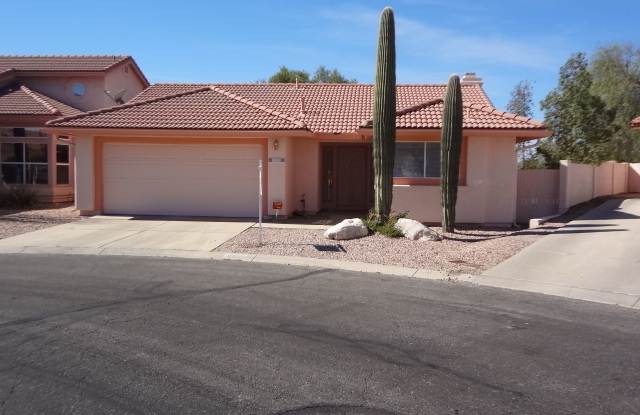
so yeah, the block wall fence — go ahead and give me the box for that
[516,160,639,223]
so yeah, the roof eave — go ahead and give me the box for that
[42,126,313,138]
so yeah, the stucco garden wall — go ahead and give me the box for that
[559,160,629,211]
[516,169,559,223]
[629,163,640,193]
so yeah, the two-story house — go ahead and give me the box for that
[0,56,148,202]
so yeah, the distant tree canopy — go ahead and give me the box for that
[507,81,543,169]
[590,44,640,161]
[507,80,534,118]
[265,65,356,83]
[539,44,640,166]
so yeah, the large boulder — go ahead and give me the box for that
[324,218,369,240]
[395,218,441,241]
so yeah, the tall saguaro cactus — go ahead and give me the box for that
[372,7,396,223]
[440,74,463,233]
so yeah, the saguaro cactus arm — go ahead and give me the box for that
[372,6,396,223]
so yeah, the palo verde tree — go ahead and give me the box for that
[372,6,396,223]
[440,74,463,233]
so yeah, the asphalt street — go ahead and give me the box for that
[0,254,639,414]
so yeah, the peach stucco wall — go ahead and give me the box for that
[516,169,559,223]
[559,160,630,211]
[22,76,107,112]
[629,163,640,193]
[71,132,523,223]
[19,64,146,112]
[392,136,518,224]
[103,63,147,105]
[292,138,321,214]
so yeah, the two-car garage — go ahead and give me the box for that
[102,143,262,217]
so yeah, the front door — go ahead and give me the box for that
[321,143,373,211]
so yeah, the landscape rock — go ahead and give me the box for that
[395,218,441,241]
[324,218,369,240]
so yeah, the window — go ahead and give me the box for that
[56,144,70,185]
[71,82,86,97]
[0,143,48,185]
[394,142,441,178]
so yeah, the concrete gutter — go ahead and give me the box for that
[0,244,448,280]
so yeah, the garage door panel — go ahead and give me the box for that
[103,143,261,217]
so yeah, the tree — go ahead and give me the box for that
[507,81,544,168]
[590,44,640,162]
[507,80,534,117]
[372,7,396,223]
[540,53,616,166]
[265,66,356,84]
[267,66,310,83]
[312,66,357,83]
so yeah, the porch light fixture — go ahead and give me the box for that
[273,139,280,150]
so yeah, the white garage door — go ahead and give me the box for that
[103,143,261,217]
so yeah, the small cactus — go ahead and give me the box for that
[441,74,463,233]
[372,7,396,223]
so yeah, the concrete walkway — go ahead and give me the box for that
[476,198,640,308]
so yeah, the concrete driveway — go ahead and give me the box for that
[0,216,255,256]
[477,198,640,308]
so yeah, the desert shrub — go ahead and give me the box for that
[0,185,39,209]
[363,210,407,238]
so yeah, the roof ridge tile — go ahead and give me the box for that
[20,85,59,114]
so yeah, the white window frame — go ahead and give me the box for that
[394,141,441,179]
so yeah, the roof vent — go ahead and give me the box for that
[461,72,483,86]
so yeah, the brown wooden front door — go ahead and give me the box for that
[321,143,373,211]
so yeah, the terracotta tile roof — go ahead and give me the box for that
[631,116,640,129]
[0,55,130,72]
[361,99,544,130]
[48,86,304,130]
[49,83,545,132]
[0,85,82,117]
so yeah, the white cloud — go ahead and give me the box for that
[319,5,562,70]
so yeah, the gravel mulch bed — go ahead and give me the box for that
[216,222,565,275]
[0,205,80,240]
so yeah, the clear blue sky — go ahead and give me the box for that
[4,0,639,118]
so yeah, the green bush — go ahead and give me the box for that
[363,210,406,238]
[0,186,39,209]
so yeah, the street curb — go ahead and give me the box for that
[470,272,640,309]
[0,246,449,280]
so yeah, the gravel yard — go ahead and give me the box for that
[217,221,565,275]
[0,205,80,240]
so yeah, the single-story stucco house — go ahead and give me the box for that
[46,73,548,224]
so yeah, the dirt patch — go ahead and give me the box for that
[216,222,565,275]
[0,205,80,240]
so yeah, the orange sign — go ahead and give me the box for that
[272,200,283,210]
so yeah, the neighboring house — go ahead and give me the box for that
[631,116,640,129]
[0,56,148,202]
[47,73,548,224]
